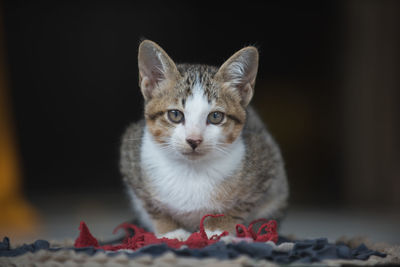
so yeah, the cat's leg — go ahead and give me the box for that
[203,213,257,243]
[153,214,191,241]
[203,214,238,238]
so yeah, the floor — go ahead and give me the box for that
[12,193,400,246]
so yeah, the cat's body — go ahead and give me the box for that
[120,41,288,239]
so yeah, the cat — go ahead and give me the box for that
[120,40,289,241]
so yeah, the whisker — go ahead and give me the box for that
[213,145,231,156]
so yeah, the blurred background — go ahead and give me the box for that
[1,1,399,244]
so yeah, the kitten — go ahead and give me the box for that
[120,40,289,240]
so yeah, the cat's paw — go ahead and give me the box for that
[157,228,191,241]
[205,229,224,239]
[220,235,253,244]
[205,229,246,243]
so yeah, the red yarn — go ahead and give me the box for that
[74,221,99,248]
[74,214,278,251]
[236,218,278,243]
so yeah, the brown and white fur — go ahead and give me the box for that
[120,40,288,240]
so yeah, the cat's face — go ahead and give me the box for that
[144,66,246,159]
[138,41,258,160]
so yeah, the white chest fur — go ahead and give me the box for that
[141,129,245,215]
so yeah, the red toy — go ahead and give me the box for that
[74,214,278,251]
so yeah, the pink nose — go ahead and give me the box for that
[186,138,202,150]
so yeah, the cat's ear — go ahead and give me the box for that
[215,46,259,107]
[138,40,180,100]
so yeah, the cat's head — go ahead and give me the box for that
[138,40,258,160]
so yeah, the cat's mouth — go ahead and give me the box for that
[181,150,204,159]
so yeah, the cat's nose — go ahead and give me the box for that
[186,138,202,150]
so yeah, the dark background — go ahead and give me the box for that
[2,1,399,209]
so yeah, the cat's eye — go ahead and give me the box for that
[207,111,224,125]
[167,110,184,123]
